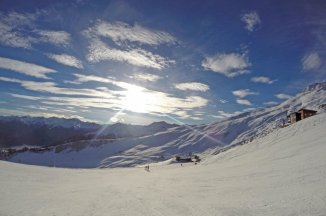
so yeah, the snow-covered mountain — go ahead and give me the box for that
[0,116,177,148]
[97,121,178,139]
[4,81,326,168]
[0,116,100,129]
[1,106,326,216]
[0,116,101,148]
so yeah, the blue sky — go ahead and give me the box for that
[0,0,325,125]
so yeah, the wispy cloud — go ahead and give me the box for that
[36,30,71,47]
[84,21,176,45]
[69,74,209,112]
[174,82,210,92]
[241,11,261,32]
[232,89,258,98]
[0,11,36,48]
[217,110,240,118]
[47,53,83,69]
[251,76,277,84]
[2,75,209,116]
[173,110,190,119]
[0,107,93,122]
[86,39,173,69]
[128,73,162,82]
[264,101,279,106]
[302,52,322,71]
[0,57,56,79]
[275,93,292,100]
[217,98,228,104]
[0,76,114,98]
[202,52,250,77]
[0,11,71,48]
[236,98,252,106]
[211,110,242,119]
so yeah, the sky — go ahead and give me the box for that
[0,0,325,125]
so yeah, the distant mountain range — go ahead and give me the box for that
[1,81,326,168]
[0,116,178,148]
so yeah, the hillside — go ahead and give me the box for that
[1,111,326,216]
[5,81,326,168]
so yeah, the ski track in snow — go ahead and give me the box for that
[1,113,326,216]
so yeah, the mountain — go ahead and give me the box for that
[0,116,100,129]
[0,116,178,148]
[0,116,101,148]
[3,81,326,168]
[97,121,178,139]
[1,105,326,216]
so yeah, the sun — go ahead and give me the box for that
[122,86,154,113]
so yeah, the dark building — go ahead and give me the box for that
[318,104,326,110]
[287,108,317,124]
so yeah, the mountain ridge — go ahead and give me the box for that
[2,81,326,167]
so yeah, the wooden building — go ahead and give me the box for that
[287,108,317,124]
[318,104,326,110]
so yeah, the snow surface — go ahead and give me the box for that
[8,82,326,168]
[1,113,326,216]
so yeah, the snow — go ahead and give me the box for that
[5,81,326,168]
[1,113,326,215]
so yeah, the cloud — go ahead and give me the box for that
[218,110,236,118]
[0,107,93,122]
[84,21,176,45]
[128,73,162,82]
[275,93,292,100]
[202,52,251,77]
[241,11,261,32]
[217,99,228,104]
[250,76,277,84]
[0,11,71,48]
[302,52,322,71]
[0,76,115,98]
[86,39,173,69]
[0,11,37,48]
[213,110,242,119]
[232,89,258,98]
[174,82,210,92]
[69,74,209,112]
[110,112,126,123]
[264,101,279,106]
[0,57,56,79]
[9,93,40,100]
[36,30,71,46]
[47,53,83,69]
[173,110,190,118]
[236,98,252,106]
[2,75,209,116]
[242,107,256,112]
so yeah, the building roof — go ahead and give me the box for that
[297,108,317,113]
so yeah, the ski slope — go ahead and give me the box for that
[1,113,326,216]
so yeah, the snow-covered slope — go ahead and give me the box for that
[96,121,178,138]
[1,112,326,216]
[6,81,326,168]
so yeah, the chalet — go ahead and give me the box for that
[318,104,326,110]
[287,108,317,124]
[175,155,201,163]
[175,156,192,163]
